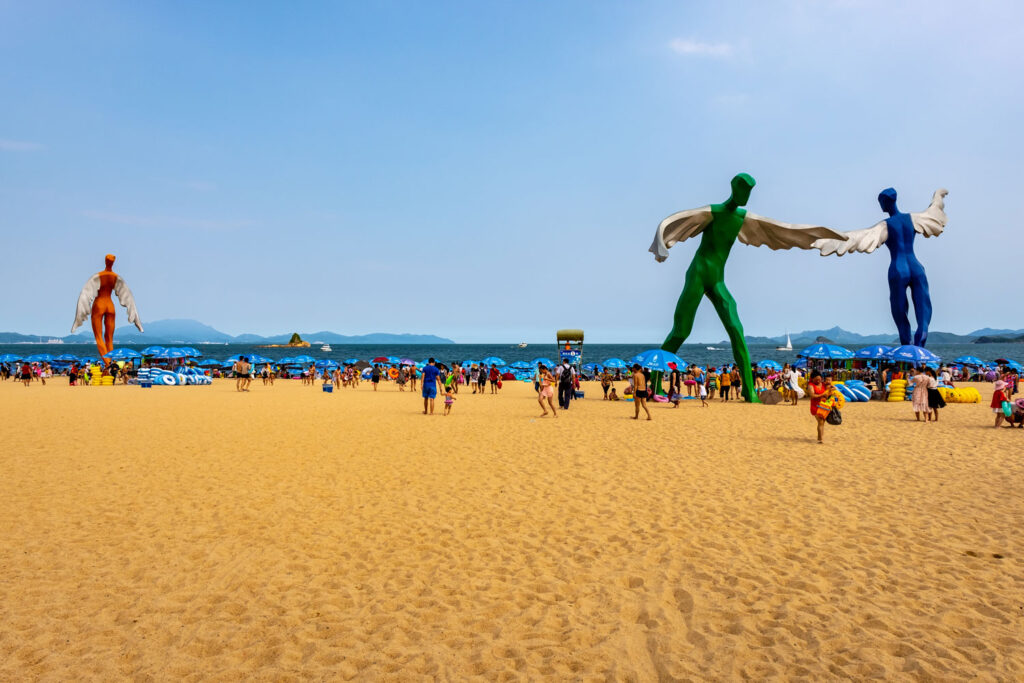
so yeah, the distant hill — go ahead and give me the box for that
[974,334,1024,344]
[721,325,976,347]
[0,332,50,343]
[59,319,455,345]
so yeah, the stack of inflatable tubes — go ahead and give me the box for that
[888,379,908,402]
[938,386,981,404]
[136,368,210,386]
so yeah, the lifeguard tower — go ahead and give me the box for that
[556,329,584,373]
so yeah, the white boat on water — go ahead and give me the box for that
[320,344,332,352]
[517,342,527,348]
[775,332,793,351]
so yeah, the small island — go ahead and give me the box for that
[258,332,311,348]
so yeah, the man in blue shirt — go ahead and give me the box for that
[421,358,441,414]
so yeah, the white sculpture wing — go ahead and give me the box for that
[71,274,101,333]
[911,188,948,238]
[113,276,144,332]
[738,212,847,251]
[811,219,888,257]
[649,207,713,262]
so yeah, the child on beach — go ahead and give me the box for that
[443,385,455,416]
[699,378,709,407]
[992,380,1009,428]
[608,387,619,401]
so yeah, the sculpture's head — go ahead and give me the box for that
[877,188,898,214]
[104,254,116,268]
[730,173,756,206]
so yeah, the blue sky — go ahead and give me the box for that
[2,1,1021,342]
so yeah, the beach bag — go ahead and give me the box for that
[826,406,842,425]
[815,394,836,419]
[1003,401,1013,418]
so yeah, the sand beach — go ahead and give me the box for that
[1,378,1022,680]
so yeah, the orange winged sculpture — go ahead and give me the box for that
[71,254,143,362]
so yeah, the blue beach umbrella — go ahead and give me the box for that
[26,353,55,362]
[55,353,80,362]
[315,359,339,368]
[797,343,854,360]
[197,358,221,366]
[582,362,603,372]
[105,348,142,359]
[481,356,505,366]
[1003,359,1022,371]
[461,359,479,367]
[953,355,984,366]
[887,345,941,364]
[140,346,166,356]
[531,357,555,368]
[292,355,316,365]
[757,359,782,370]
[177,347,202,357]
[631,349,685,372]
[0,353,22,362]
[602,358,628,369]
[248,354,273,364]
[509,361,532,370]
[855,345,894,360]
[344,358,360,364]
[157,348,191,359]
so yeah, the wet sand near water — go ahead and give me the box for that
[1,378,1022,679]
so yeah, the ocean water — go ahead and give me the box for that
[1,342,1020,368]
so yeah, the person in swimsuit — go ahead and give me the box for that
[537,365,557,417]
[632,364,652,421]
[443,384,456,416]
[807,370,834,444]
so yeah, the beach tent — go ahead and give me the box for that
[887,345,940,364]
[855,345,894,360]
[602,358,628,369]
[631,349,685,372]
[797,343,854,360]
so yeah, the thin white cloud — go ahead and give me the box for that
[669,38,733,58]
[0,138,44,151]
[82,210,253,231]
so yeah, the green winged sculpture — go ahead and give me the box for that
[649,173,846,402]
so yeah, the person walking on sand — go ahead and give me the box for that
[807,370,838,444]
[699,377,709,407]
[421,358,440,415]
[632,363,652,420]
[233,358,245,392]
[719,365,732,401]
[443,384,456,416]
[537,364,558,417]
[991,379,1010,428]
[926,367,945,421]
[557,359,575,410]
[911,366,930,422]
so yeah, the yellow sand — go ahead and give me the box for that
[1,377,1021,680]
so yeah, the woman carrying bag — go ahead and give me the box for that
[807,370,843,444]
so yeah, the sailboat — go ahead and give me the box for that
[775,332,792,352]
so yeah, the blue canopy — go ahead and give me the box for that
[855,345,894,360]
[631,349,685,372]
[757,359,782,370]
[344,358,360,364]
[797,343,854,360]
[888,345,941,364]
[25,353,55,362]
[0,353,22,362]
[461,359,479,367]
[105,348,142,360]
[155,348,191,359]
[177,347,202,357]
[197,358,221,366]
[315,359,339,368]
[140,346,166,356]
[953,355,984,366]
[481,356,505,366]
[248,354,273,364]
[509,361,532,369]
[531,357,555,368]
[1004,359,1022,371]
[602,358,628,369]
[582,362,602,371]
[292,355,316,364]
[55,353,80,362]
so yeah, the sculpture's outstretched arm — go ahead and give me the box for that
[113,276,144,332]
[810,219,888,257]
[738,213,847,251]
[71,274,101,332]
[649,207,713,262]
[911,189,948,238]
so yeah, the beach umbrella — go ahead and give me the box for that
[461,359,479,367]
[315,359,339,368]
[759,389,784,405]
[794,358,808,369]
[177,347,202,357]
[531,357,555,367]
[248,354,273,364]
[197,358,221,366]
[1004,359,1022,371]
[757,359,782,370]
[855,345,894,360]
[887,345,940,364]
[501,371,516,380]
[344,358,360,364]
[156,348,191,359]
[104,348,141,360]
[631,349,685,372]
[353,360,371,370]
[140,346,166,356]
[371,356,390,363]
[602,358,628,369]
[55,353,80,362]
[953,355,984,366]
[0,353,22,362]
[399,358,417,366]
[797,343,854,360]
[481,356,505,366]
[292,355,316,364]
[25,353,55,362]
[509,360,532,369]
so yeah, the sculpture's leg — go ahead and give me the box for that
[708,281,760,403]
[103,312,116,360]
[90,312,106,361]
[910,271,932,347]
[888,273,912,346]
[655,271,705,395]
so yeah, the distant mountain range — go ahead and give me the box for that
[721,326,1024,346]
[0,319,455,345]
